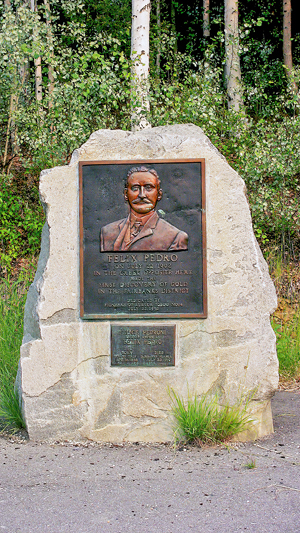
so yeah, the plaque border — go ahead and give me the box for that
[79,159,207,320]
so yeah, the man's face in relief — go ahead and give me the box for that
[124,171,163,215]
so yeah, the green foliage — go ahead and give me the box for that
[0,0,299,267]
[272,313,300,380]
[51,0,131,48]
[0,277,28,430]
[169,389,252,445]
[235,114,300,251]
[150,55,225,136]
[0,175,44,274]
[148,43,300,253]
[0,3,132,177]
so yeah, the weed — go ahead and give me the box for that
[0,277,29,430]
[169,389,253,446]
[244,458,256,469]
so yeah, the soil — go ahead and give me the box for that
[0,391,299,533]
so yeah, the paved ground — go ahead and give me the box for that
[0,391,299,533]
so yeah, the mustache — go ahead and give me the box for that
[132,198,153,204]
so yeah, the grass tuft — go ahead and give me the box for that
[244,458,256,469]
[0,278,28,430]
[169,389,253,446]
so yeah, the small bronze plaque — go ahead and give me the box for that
[111,325,175,367]
[79,159,207,319]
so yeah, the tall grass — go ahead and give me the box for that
[272,312,300,380]
[169,389,252,446]
[0,278,27,430]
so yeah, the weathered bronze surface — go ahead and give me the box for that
[111,325,176,366]
[79,159,207,319]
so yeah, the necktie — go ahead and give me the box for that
[131,221,142,238]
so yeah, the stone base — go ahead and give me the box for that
[232,399,274,443]
[18,125,279,443]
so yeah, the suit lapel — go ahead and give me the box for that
[113,217,130,251]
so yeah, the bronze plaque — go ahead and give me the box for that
[79,159,207,319]
[111,325,175,367]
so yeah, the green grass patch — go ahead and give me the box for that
[272,312,300,380]
[0,278,28,430]
[243,458,256,470]
[169,389,253,446]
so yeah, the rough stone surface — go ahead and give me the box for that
[18,124,278,442]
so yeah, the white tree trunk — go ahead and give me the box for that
[31,0,42,102]
[34,57,42,102]
[203,0,210,37]
[283,0,298,93]
[131,0,151,130]
[44,0,55,104]
[224,0,242,111]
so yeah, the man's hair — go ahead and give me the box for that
[125,166,161,188]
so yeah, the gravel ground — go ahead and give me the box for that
[0,391,299,533]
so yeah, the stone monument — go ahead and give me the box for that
[17,124,278,442]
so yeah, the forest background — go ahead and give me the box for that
[0,0,300,429]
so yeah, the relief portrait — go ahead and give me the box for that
[100,166,189,252]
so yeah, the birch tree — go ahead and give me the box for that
[44,0,55,104]
[131,0,151,130]
[224,0,242,111]
[283,0,298,94]
[203,0,210,37]
[31,0,42,102]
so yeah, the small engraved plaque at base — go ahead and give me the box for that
[111,325,176,367]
